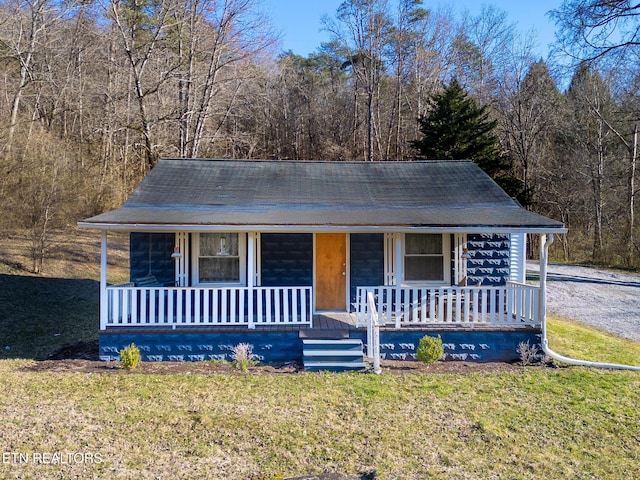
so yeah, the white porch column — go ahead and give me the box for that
[384,233,395,285]
[100,231,108,331]
[395,233,403,328]
[453,233,467,285]
[174,232,189,287]
[247,232,256,329]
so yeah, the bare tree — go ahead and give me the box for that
[451,5,516,105]
[551,0,640,63]
[324,0,392,161]
[108,0,181,169]
[405,6,455,129]
[588,102,639,265]
[565,63,620,262]
[500,60,562,205]
[173,0,274,158]
[385,0,431,159]
[0,0,64,152]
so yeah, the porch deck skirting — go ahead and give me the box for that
[98,327,541,363]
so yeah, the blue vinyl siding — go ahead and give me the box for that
[350,233,384,309]
[130,233,175,286]
[260,233,313,286]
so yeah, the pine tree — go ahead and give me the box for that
[412,78,527,204]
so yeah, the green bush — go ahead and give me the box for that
[119,343,141,370]
[416,335,444,364]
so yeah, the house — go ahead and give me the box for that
[79,159,566,367]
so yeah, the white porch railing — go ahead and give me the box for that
[366,291,382,374]
[355,282,540,328]
[104,286,313,330]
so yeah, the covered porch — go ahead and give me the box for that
[102,282,541,330]
[97,228,542,332]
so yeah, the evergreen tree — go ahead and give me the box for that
[412,78,527,204]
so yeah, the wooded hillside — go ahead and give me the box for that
[1,0,638,271]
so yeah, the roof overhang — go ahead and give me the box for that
[77,221,567,235]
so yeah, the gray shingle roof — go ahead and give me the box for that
[79,159,565,232]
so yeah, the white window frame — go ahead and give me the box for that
[192,232,247,286]
[402,233,451,285]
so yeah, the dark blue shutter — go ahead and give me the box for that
[260,233,313,286]
[349,234,384,309]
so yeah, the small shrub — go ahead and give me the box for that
[231,343,258,372]
[516,340,540,366]
[119,343,141,370]
[416,335,444,364]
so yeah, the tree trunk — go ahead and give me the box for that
[592,115,605,263]
[629,124,637,266]
[7,1,46,152]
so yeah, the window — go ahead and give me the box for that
[196,233,244,284]
[404,234,446,282]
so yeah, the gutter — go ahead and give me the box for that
[539,234,640,371]
[77,221,566,235]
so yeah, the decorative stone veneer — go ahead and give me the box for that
[465,233,510,286]
[351,330,539,363]
[101,329,539,364]
[99,331,302,363]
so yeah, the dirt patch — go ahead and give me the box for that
[20,359,526,375]
[285,474,376,480]
[46,340,99,361]
[27,339,531,375]
[25,357,525,376]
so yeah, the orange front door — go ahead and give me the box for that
[315,233,347,310]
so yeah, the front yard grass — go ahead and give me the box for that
[1,323,639,480]
[547,315,640,366]
[0,363,638,479]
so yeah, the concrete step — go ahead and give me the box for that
[303,339,362,348]
[303,349,364,357]
[302,339,365,372]
[304,361,367,372]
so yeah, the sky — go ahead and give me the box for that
[262,0,562,59]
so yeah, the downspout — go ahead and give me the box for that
[539,234,640,371]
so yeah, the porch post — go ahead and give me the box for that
[100,231,108,331]
[395,233,403,328]
[174,232,189,287]
[247,232,256,329]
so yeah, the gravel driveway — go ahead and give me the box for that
[528,262,640,341]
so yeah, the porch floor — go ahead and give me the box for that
[100,310,540,336]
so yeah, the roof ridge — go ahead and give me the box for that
[158,158,474,164]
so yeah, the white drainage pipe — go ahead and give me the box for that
[539,234,640,371]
